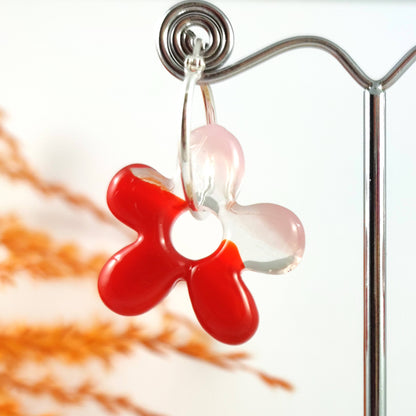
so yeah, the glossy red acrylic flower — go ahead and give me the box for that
[98,124,305,344]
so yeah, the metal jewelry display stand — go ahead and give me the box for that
[157,2,416,415]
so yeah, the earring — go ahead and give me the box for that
[98,38,305,345]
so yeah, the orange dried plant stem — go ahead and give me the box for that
[0,321,145,367]
[0,109,293,416]
[0,372,164,416]
[0,314,292,391]
[161,310,293,390]
[0,113,111,223]
[0,216,108,282]
[0,389,24,416]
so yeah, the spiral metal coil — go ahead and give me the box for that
[158,0,234,80]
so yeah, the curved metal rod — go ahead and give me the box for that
[380,44,416,89]
[158,1,416,90]
[199,36,375,89]
[197,36,416,91]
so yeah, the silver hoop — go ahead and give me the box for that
[180,39,216,218]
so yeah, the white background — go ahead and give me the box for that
[0,1,416,415]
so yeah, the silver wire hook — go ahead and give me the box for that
[180,37,216,219]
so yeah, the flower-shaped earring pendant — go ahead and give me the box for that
[99,38,304,345]
[98,124,305,345]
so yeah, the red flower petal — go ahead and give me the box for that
[98,164,188,315]
[188,240,259,345]
[98,240,188,315]
[107,164,184,229]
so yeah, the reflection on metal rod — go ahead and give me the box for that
[364,89,386,416]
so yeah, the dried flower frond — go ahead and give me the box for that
[0,109,293,415]
[0,321,144,367]
[0,388,60,416]
[0,215,107,283]
[0,372,164,416]
[0,388,24,416]
[0,314,292,390]
[0,112,111,223]
[161,311,293,390]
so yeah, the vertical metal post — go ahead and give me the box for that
[364,88,386,416]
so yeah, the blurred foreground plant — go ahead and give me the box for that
[0,112,292,416]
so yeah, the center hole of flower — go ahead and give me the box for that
[171,210,223,260]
